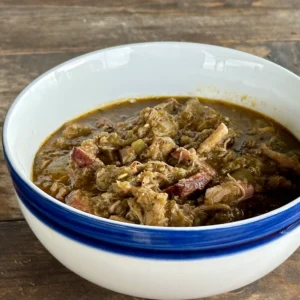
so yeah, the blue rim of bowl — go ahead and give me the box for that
[3,42,300,260]
[4,147,300,260]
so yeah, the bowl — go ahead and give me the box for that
[3,42,300,300]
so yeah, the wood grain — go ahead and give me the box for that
[0,0,299,299]
[1,1,300,55]
[1,0,300,9]
[0,53,82,220]
[0,221,299,300]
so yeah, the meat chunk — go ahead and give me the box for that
[97,132,124,150]
[65,190,92,213]
[52,137,70,150]
[96,117,115,131]
[71,147,95,167]
[205,181,254,205]
[113,180,134,195]
[92,192,123,218]
[68,163,98,189]
[179,129,215,148]
[96,163,140,191]
[49,182,69,201]
[198,123,229,153]
[71,139,100,168]
[167,201,194,226]
[56,186,69,201]
[96,165,119,191]
[132,188,168,226]
[119,146,137,165]
[178,98,205,129]
[261,144,300,174]
[135,161,189,186]
[171,148,214,178]
[68,140,103,188]
[171,147,193,163]
[197,105,223,131]
[164,171,214,198]
[62,123,91,139]
[147,137,176,160]
[192,154,217,177]
[122,186,169,226]
[147,109,178,137]
[154,98,181,114]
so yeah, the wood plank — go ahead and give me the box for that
[0,52,83,221]
[1,0,300,9]
[0,52,83,93]
[1,4,300,55]
[0,221,299,300]
[0,220,136,300]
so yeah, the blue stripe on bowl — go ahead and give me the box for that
[3,146,300,260]
[13,186,300,260]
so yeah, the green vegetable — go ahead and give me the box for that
[131,139,147,154]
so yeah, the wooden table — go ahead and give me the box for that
[1,1,299,299]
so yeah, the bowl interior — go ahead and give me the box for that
[4,42,300,193]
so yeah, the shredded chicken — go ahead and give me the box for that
[261,144,300,174]
[198,123,229,153]
[167,201,194,226]
[204,179,254,205]
[146,137,176,161]
[65,190,92,213]
[171,147,193,163]
[62,123,91,139]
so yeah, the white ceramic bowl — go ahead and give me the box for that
[3,42,300,300]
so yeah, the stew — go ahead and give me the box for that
[32,97,300,226]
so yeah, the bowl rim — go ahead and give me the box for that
[3,41,300,232]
